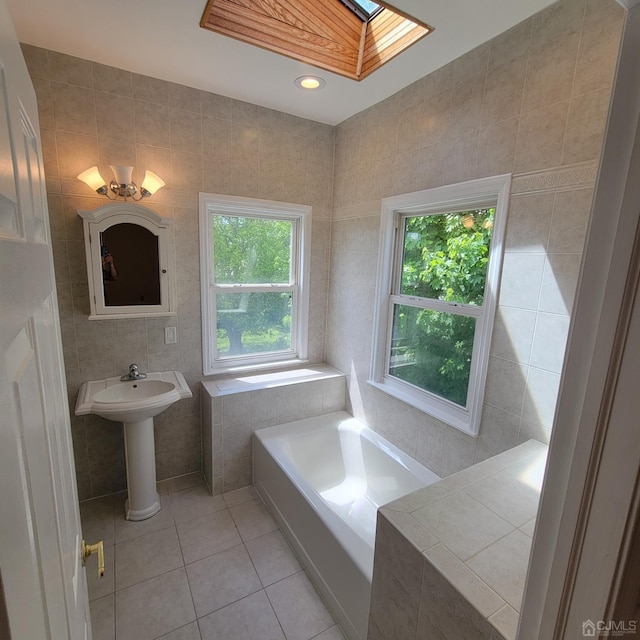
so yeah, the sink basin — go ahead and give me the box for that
[75,371,191,422]
[94,379,175,403]
[90,379,178,422]
[75,370,192,521]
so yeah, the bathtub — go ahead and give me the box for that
[253,411,440,640]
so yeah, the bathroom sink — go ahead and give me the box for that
[76,371,191,422]
[91,379,178,422]
[75,370,192,521]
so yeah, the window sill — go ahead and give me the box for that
[204,357,309,378]
[202,363,343,397]
[367,378,477,436]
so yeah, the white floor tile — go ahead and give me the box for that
[223,485,258,508]
[198,591,285,640]
[177,509,242,565]
[89,593,115,640]
[83,484,339,640]
[115,568,195,640]
[171,486,227,524]
[267,572,334,640]
[311,626,346,640]
[186,544,262,618]
[157,621,202,640]
[245,530,302,587]
[229,499,278,541]
[115,526,183,590]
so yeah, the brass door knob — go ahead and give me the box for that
[82,539,105,578]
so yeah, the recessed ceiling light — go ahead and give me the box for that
[295,76,326,90]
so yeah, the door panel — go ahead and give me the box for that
[0,0,90,637]
[2,327,50,639]
[19,106,46,243]
[0,65,21,239]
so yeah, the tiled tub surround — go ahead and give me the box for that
[21,44,334,500]
[82,473,345,640]
[327,0,625,476]
[254,411,440,640]
[201,366,346,494]
[368,440,548,640]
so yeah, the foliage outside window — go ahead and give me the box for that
[370,176,510,435]
[200,194,311,375]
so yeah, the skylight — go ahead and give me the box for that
[357,0,381,12]
[200,0,433,82]
[341,0,383,21]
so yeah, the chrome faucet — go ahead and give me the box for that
[121,363,147,381]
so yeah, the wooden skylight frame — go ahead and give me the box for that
[200,0,433,81]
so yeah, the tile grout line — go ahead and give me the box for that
[85,485,342,639]
[172,510,200,636]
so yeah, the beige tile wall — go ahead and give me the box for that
[326,0,624,477]
[21,0,623,501]
[202,372,346,494]
[369,440,547,640]
[22,44,334,499]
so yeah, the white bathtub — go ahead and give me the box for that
[253,411,440,640]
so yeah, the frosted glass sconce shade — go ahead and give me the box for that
[110,165,134,186]
[77,166,108,194]
[140,171,166,197]
[77,165,165,201]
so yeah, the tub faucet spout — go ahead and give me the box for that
[121,363,147,381]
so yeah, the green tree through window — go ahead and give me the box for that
[390,209,495,406]
[213,215,294,356]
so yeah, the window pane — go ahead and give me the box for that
[400,208,494,305]
[389,304,476,407]
[342,0,382,19]
[213,215,292,284]
[217,292,292,358]
[352,0,381,15]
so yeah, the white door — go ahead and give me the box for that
[0,1,91,638]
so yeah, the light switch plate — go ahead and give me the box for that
[164,326,177,345]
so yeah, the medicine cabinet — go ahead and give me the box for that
[78,203,176,319]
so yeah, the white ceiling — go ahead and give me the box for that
[7,0,556,125]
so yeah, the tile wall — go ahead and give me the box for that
[21,45,334,499]
[21,0,624,501]
[326,0,624,477]
[201,370,346,494]
[368,440,548,640]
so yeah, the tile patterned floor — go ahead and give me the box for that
[82,473,345,640]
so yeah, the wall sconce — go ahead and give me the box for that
[77,165,165,200]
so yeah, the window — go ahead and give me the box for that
[340,0,384,21]
[200,194,311,375]
[370,175,511,435]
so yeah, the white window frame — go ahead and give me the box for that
[199,193,311,375]
[369,174,511,435]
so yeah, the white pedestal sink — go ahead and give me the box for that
[75,371,192,521]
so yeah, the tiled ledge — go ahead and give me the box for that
[201,364,344,397]
[201,365,346,495]
[370,440,548,640]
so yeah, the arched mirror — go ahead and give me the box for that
[78,203,176,319]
